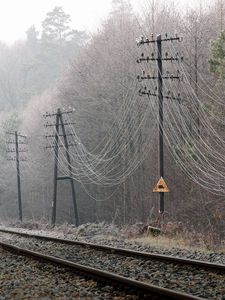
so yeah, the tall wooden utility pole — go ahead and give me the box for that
[6,131,28,221]
[136,34,183,216]
[52,109,60,225]
[59,112,79,226]
[15,131,22,221]
[44,108,79,226]
[157,35,164,213]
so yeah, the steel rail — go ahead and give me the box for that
[0,227,225,272]
[0,240,204,300]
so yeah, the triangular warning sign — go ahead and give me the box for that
[153,177,170,193]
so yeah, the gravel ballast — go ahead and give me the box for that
[2,223,225,264]
[0,246,145,300]
[1,229,225,299]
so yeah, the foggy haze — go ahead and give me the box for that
[0,0,207,44]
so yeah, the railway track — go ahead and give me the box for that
[0,227,225,299]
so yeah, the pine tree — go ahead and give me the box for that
[41,6,72,45]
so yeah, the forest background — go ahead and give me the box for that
[1,0,225,244]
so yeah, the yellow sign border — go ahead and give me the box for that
[153,177,170,193]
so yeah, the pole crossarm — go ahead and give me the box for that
[7,158,28,161]
[5,131,27,138]
[138,88,183,103]
[137,54,183,64]
[7,141,28,145]
[136,34,182,47]
[43,110,75,118]
[45,122,76,127]
[6,149,28,153]
[45,133,75,138]
[45,143,75,149]
[137,74,182,81]
[57,176,72,180]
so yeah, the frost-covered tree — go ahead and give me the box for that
[42,6,73,44]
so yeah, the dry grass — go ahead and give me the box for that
[129,224,225,253]
[130,235,212,252]
[132,235,191,249]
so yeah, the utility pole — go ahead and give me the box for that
[44,108,79,226]
[157,35,164,213]
[52,109,60,225]
[59,112,79,226]
[6,131,28,221]
[136,33,183,217]
[15,131,22,221]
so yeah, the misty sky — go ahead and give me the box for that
[0,0,203,44]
